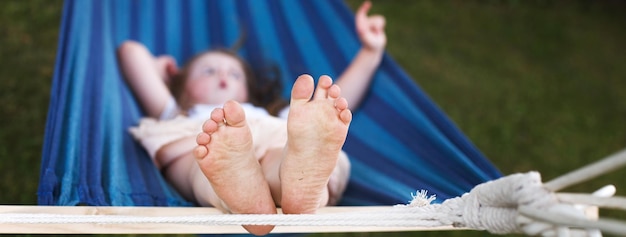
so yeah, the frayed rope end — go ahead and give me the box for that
[407,190,436,207]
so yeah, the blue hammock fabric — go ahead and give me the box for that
[38,0,502,207]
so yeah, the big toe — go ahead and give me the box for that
[291,74,315,104]
[222,100,246,127]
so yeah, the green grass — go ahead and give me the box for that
[1,0,625,236]
[0,0,60,205]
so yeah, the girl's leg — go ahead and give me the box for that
[161,154,195,201]
[258,147,284,205]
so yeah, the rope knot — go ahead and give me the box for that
[438,172,564,234]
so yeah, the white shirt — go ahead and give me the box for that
[159,97,289,121]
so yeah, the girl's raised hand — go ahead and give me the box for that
[355,1,387,52]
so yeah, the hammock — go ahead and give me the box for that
[38,0,502,209]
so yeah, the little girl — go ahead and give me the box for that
[117,2,385,235]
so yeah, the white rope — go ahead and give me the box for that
[557,193,626,211]
[544,148,626,191]
[2,148,625,236]
[0,204,445,227]
[519,205,626,236]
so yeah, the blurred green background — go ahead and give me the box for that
[1,0,624,236]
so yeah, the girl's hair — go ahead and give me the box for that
[170,48,288,116]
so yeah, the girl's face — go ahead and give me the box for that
[184,52,249,105]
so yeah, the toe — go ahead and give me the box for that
[202,119,219,133]
[291,74,315,104]
[335,97,348,111]
[222,100,246,127]
[340,109,352,125]
[328,85,341,99]
[210,108,226,127]
[193,145,208,160]
[196,132,211,145]
[313,75,333,100]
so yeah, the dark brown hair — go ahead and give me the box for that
[170,48,288,116]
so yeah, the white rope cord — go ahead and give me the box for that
[544,148,626,191]
[2,148,626,236]
[557,193,626,211]
[1,196,443,227]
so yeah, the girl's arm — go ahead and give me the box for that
[117,40,178,118]
[336,1,386,111]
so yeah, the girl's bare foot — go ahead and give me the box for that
[193,100,276,236]
[280,75,352,214]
